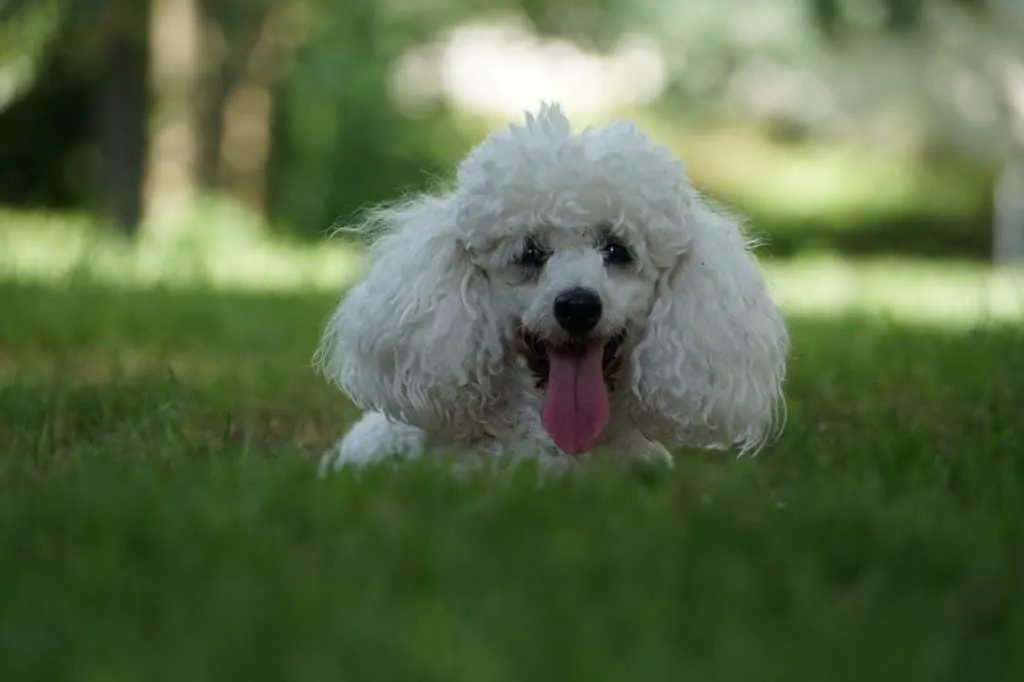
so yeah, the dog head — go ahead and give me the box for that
[316,104,788,456]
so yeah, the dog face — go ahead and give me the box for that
[318,104,788,458]
[496,222,655,344]
[468,217,663,454]
[449,108,699,454]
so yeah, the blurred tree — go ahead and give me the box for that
[198,0,307,214]
[97,0,151,235]
[146,0,200,228]
[0,0,524,235]
[0,0,150,233]
[1,0,657,237]
[604,0,1019,260]
[266,0,498,235]
[518,0,631,50]
[804,0,1024,261]
[0,7,91,208]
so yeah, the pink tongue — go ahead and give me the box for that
[541,341,610,455]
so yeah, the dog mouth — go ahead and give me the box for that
[517,327,627,456]
[518,328,627,389]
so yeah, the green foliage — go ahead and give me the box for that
[0,274,1022,680]
[809,0,989,41]
[0,1,59,68]
[519,0,634,51]
[267,0,485,235]
[0,0,514,233]
[0,0,1012,238]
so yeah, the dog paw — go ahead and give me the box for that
[317,411,425,475]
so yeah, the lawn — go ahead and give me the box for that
[1,214,1023,681]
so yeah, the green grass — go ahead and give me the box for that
[2,216,1023,681]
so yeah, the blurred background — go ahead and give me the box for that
[1,0,1022,321]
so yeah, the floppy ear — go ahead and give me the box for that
[631,198,788,455]
[314,195,506,441]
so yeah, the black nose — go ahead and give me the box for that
[553,287,603,336]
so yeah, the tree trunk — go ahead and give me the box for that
[217,1,306,215]
[993,154,1024,265]
[993,50,1024,265]
[146,0,202,229]
[197,70,229,191]
[195,11,231,192]
[95,1,150,236]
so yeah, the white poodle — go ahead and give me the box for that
[315,103,788,472]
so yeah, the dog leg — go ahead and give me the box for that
[318,411,425,474]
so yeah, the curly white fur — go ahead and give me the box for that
[315,103,788,471]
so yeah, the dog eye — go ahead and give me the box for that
[517,238,549,268]
[601,239,633,266]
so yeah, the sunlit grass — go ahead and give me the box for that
[0,204,363,292]
[766,256,1021,327]
[2,207,1019,329]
